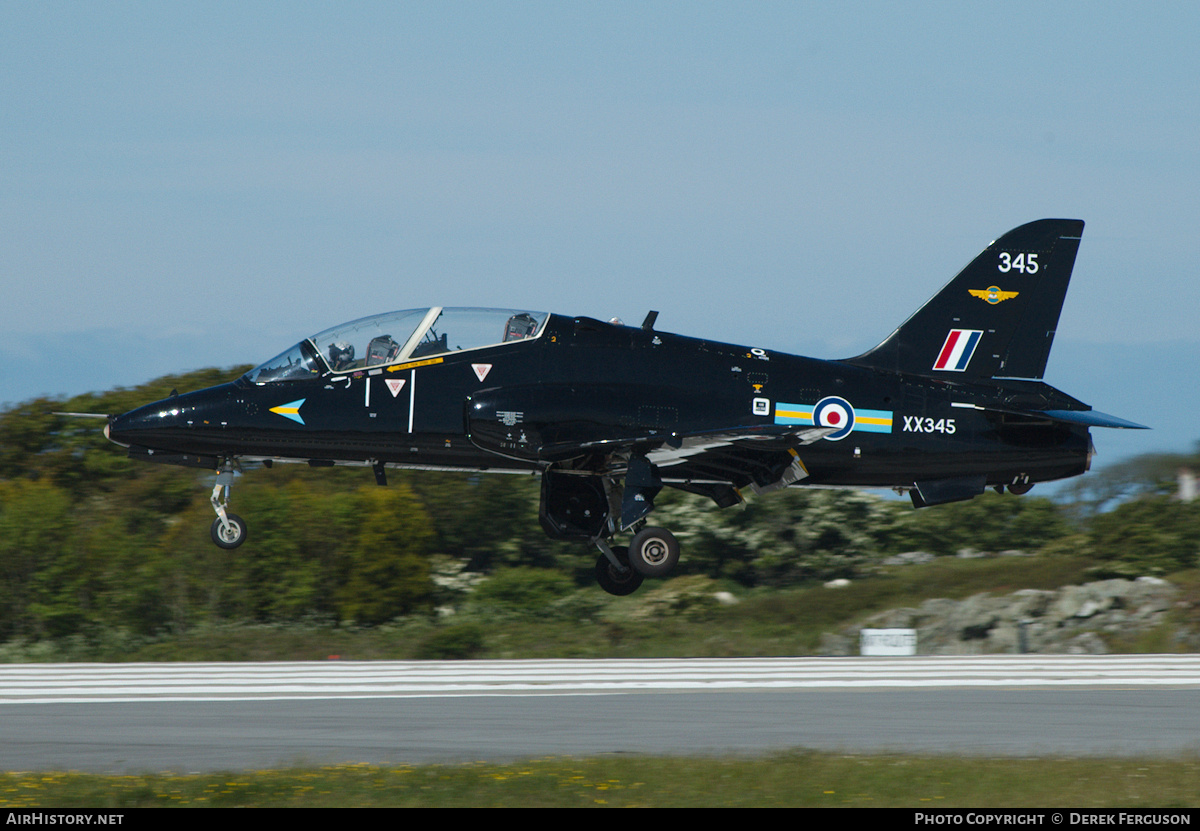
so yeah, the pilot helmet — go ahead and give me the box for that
[328,341,354,370]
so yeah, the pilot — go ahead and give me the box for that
[327,341,355,371]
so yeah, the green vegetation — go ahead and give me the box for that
[2,368,1200,660]
[3,754,1198,808]
[0,547,1109,663]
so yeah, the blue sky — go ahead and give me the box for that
[2,2,1197,466]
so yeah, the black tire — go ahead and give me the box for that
[595,546,644,596]
[1007,483,1034,495]
[211,514,248,549]
[628,526,680,577]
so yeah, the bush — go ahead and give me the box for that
[470,567,577,613]
[1087,495,1200,576]
[415,621,486,659]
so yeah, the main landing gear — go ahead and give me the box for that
[626,526,681,577]
[539,464,684,596]
[591,525,681,597]
[594,541,643,596]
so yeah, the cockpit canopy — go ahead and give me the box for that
[242,307,548,384]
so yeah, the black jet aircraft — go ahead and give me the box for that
[103,219,1144,594]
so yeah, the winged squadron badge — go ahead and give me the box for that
[969,286,1019,305]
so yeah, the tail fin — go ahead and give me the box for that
[847,219,1084,380]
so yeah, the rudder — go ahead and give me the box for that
[847,219,1084,380]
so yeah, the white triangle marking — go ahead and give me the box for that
[385,378,406,397]
[472,363,492,382]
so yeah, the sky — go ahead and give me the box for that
[2,1,1198,470]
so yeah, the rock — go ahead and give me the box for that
[818,631,854,656]
[829,577,1180,655]
[883,551,935,566]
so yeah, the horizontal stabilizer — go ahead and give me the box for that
[1039,409,1149,430]
[953,401,1149,430]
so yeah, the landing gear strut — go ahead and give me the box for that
[209,469,248,549]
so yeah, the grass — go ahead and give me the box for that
[2,753,1198,808]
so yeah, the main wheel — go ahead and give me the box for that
[211,514,248,549]
[1007,483,1034,495]
[595,546,644,596]
[628,526,680,577]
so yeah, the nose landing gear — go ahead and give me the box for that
[209,469,248,549]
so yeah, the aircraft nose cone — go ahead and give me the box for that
[104,382,241,457]
[105,404,185,447]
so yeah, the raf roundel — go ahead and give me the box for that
[812,396,856,441]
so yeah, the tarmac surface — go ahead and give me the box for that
[3,656,1198,771]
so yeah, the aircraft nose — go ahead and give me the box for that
[105,403,187,447]
[104,382,241,457]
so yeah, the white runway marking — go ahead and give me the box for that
[4,655,1200,703]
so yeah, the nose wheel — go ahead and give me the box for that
[211,513,248,549]
[209,472,248,549]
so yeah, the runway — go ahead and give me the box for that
[3,656,1199,772]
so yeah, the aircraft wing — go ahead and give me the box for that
[536,423,838,520]
[645,425,836,466]
[467,382,834,496]
[542,423,836,464]
[538,422,837,526]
